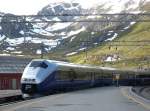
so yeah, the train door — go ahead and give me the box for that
[12,79,17,89]
[90,73,95,86]
[112,74,120,86]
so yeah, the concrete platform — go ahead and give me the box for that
[121,87,150,110]
[0,87,149,111]
[132,86,150,100]
[0,90,21,98]
[0,90,22,104]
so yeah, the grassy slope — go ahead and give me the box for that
[68,22,150,69]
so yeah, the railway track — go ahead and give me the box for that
[0,95,24,106]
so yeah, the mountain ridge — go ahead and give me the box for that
[0,0,149,57]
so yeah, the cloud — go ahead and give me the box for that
[0,0,52,15]
[0,0,99,15]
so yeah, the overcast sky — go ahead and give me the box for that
[0,0,98,15]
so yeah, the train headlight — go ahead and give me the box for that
[31,79,36,82]
[22,78,36,82]
[22,78,28,81]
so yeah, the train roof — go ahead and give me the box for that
[31,59,150,75]
[32,59,115,70]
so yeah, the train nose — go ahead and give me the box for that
[21,84,37,94]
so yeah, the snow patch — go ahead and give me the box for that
[5,38,24,46]
[0,54,11,56]
[87,16,96,19]
[60,32,66,36]
[107,33,111,36]
[5,37,59,47]
[36,22,48,28]
[45,47,52,51]
[78,47,87,51]
[68,27,85,36]
[94,43,98,45]
[0,35,6,41]
[91,32,95,35]
[45,22,72,31]
[19,30,24,35]
[105,56,117,62]
[105,33,118,41]
[30,38,59,46]
[130,22,136,25]
[104,54,120,62]
[31,27,54,36]
[52,17,61,21]
[6,47,15,51]
[11,51,22,54]
[124,26,130,30]
[63,27,86,39]
[124,21,136,30]
[66,52,77,56]
[36,49,41,54]
[70,36,76,42]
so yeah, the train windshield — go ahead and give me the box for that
[29,61,48,68]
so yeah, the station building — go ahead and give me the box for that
[0,56,31,90]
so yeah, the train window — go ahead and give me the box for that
[55,70,90,81]
[138,75,150,78]
[127,75,134,79]
[39,62,48,68]
[75,72,91,80]
[102,73,112,78]
[30,61,42,67]
[69,70,77,81]
[55,71,70,80]
[29,61,48,68]
[95,73,103,79]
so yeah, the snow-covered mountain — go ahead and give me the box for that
[0,0,149,56]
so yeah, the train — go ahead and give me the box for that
[21,59,150,98]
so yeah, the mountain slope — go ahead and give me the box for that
[68,0,150,70]
[68,21,150,69]
[0,0,149,57]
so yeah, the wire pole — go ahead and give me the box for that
[41,42,44,59]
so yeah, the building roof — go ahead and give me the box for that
[0,56,32,74]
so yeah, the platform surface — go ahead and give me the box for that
[0,90,21,98]
[0,87,149,111]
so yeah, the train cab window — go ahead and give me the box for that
[39,62,48,68]
[29,61,48,68]
[30,61,41,67]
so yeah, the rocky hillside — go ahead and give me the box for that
[68,1,150,69]
[0,0,149,57]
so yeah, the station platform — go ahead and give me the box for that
[132,86,150,100]
[0,90,21,104]
[0,87,149,111]
[0,90,21,98]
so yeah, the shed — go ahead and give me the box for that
[0,56,31,90]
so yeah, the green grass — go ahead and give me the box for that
[68,22,150,69]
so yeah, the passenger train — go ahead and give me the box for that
[21,59,150,98]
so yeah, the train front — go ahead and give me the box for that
[21,59,57,99]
